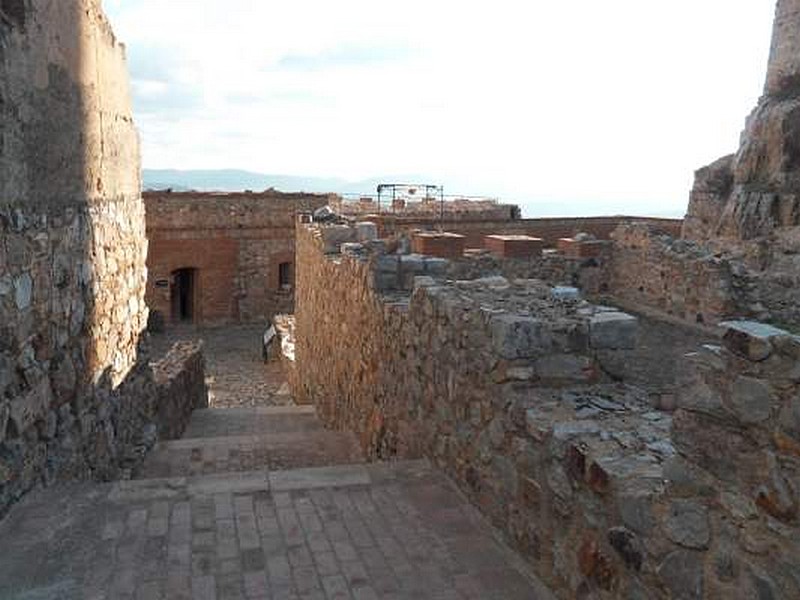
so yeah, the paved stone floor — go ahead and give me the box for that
[0,345,555,599]
[150,325,292,408]
[0,461,553,600]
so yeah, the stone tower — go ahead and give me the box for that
[0,0,153,514]
[683,0,800,241]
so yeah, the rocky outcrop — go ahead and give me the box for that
[684,0,800,242]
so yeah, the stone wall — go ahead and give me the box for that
[144,191,328,325]
[0,1,205,517]
[371,214,683,249]
[150,341,209,440]
[607,224,749,325]
[293,222,800,598]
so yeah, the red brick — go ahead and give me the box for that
[411,232,466,259]
[484,235,543,258]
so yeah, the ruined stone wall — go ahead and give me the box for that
[607,224,749,325]
[150,341,208,440]
[144,192,327,325]
[373,215,683,248]
[0,1,204,517]
[294,222,800,598]
[670,323,800,598]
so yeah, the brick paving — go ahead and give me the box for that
[0,329,555,599]
[0,461,553,599]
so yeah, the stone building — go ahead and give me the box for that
[143,189,683,327]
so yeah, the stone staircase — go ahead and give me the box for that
[135,406,365,479]
[0,401,555,599]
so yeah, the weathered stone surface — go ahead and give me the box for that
[356,221,378,242]
[13,274,32,310]
[491,315,551,359]
[589,312,638,350]
[9,380,52,436]
[721,321,786,361]
[665,500,711,550]
[657,550,704,600]
[607,526,644,572]
[728,376,773,424]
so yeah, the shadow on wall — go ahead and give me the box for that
[0,0,202,519]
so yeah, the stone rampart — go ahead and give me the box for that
[607,224,749,325]
[293,221,800,599]
[0,1,206,517]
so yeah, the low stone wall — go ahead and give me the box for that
[607,223,749,325]
[150,341,208,440]
[371,214,683,248]
[293,222,800,599]
[0,339,207,518]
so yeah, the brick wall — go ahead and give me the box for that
[144,192,327,326]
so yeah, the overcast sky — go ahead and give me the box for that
[103,1,775,217]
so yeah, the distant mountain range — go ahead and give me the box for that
[142,169,418,196]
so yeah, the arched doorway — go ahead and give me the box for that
[170,267,197,322]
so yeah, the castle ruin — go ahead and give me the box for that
[0,1,798,599]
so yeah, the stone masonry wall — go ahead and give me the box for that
[293,222,800,598]
[607,224,750,326]
[372,214,683,249]
[0,1,205,517]
[144,192,328,325]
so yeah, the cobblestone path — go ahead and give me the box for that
[0,336,554,599]
[150,325,293,408]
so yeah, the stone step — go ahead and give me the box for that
[135,429,365,479]
[181,405,322,439]
[111,462,377,502]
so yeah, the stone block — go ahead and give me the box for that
[9,379,53,436]
[536,354,595,383]
[484,234,544,258]
[720,320,794,362]
[376,255,399,273]
[321,225,356,253]
[399,254,426,274]
[340,243,366,258]
[355,221,378,242]
[374,272,398,291]
[490,315,552,359]
[589,312,638,350]
[423,257,449,276]
[411,232,465,259]
[413,276,436,289]
[551,286,580,301]
[14,273,32,310]
[728,376,773,424]
[664,500,711,549]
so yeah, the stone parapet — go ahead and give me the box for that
[150,341,208,440]
[294,221,800,598]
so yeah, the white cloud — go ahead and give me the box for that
[103,0,775,216]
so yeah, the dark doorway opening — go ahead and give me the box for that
[279,262,292,290]
[171,268,197,322]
